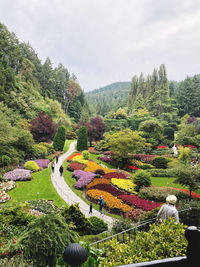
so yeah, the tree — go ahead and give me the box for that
[77,126,88,151]
[53,125,66,151]
[173,164,200,200]
[30,112,57,142]
[15,214,78,267]
[105,129,150,164]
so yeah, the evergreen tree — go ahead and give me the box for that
[53,125,66,151]
[77,126,88,151]
[128,76,138,109]
[132,93,145,112]
[137,72,145,98]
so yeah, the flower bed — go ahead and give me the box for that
[83,161,113,174]
[102,172,127,179]
[87,183,125,197]
[71,155,89,164]
[118,194,162,211]
[0,191,10,203]
[73,170,96,189]
[125,165,141,171]
[67,153,82,162]
[99,156,114,164]
[103,151,112,155]
[172,188,200,199]
[139,186,189,202]
[3,169,32,181]
[67,162,85,171]
[33,159,50,169]
[86,178,111,189]
[0,181,16,192]
[185,145,198,149]
[88,147,99,154]
[86,189,132,213]
[111,178,136,193]
[156,145,168,149]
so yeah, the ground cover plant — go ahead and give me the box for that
[4,169,32,181]
[33,159,50,169]
[73,170,96,189]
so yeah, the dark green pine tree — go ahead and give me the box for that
[77,126,88,151]
[53,125,66,151]
[40,57,55,99]
[128,75,138,110]
[132,93,145,112]
[137,72,145,98]
[68,97,82,123]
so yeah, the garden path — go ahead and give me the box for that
[51,141,114,229]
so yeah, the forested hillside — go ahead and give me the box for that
[0,22,89,162]
[86,82,131,116]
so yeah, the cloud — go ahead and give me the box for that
[1,0,200,91]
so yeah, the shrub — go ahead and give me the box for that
[139,186,189,202]
[133,170,151,192]
[66,130,77,140]
[99,220,187,266]
[82,150,90,160]
[178,200,200,227]
[124,209,145,222]
[53,126,66,151]
[77,126,88,151]
[118,194,162,211]
[147,168,173,177]
[2,155,11,166]
[151,157,169,169]
[32,144,48,158]
[12,157,19,166]
[4,169,32,181]
[131,154,156,163]
[163,127,174,140]
[24,161,40,172]
[89,216,108,234]
[111,218,133,234]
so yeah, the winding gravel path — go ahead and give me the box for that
[51,141,114,229]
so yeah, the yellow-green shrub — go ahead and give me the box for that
[24,161,40,172]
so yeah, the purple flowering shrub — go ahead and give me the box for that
[4,168,32,181]
[33,159,50,169]
[73,170,96,189]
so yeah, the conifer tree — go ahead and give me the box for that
[53,125,66,151]
[77,126,88,151]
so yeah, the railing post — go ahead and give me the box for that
[185,226,200,263]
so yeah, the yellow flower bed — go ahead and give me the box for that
[86,189,132,213]
[84,161,113,174]
[71,155,89,164]
[86,178,110,189]
[111,178,137,194]
[131,159,144,167]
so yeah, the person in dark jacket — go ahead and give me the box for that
[59,165,63,176]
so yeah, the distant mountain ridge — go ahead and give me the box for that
[86,82,131,116]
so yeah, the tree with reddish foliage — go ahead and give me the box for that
[77,116,106,146]
[30,112,57,142]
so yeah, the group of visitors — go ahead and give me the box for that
[51,155,63,176]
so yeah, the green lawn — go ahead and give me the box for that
[6,167,66,207]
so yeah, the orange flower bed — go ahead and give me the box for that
[86,189,132,213]
[84,161,113,174]
[86,178,111,189]
[67,153,82,162]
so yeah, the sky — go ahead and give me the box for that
[1,0,200,92]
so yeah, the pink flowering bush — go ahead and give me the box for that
[99,156,114,164]
[73,170,96,189]
[118,194,162,211]
[3,168,32,181]
[33,159,50,169]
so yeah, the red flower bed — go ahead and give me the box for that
[156,145,168,149]
[185,145,198,149]
[172,188,200,199]
[118,194,162,211]
[67,153,82,162]
[88,184,125,197]
[130,154,156,163]
[68,162,85,171]
[103,172,127,179]
[125,165,141,171]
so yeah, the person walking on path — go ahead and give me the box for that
[56,155,59,164]
[59,165,64,176]
[157,195,179,223]
[51,162,55,173]
[89,203,93,215]
[98,195,104,216]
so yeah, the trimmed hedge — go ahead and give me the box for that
[24,161,40,172]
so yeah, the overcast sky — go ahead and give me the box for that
[1,0,200,92]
